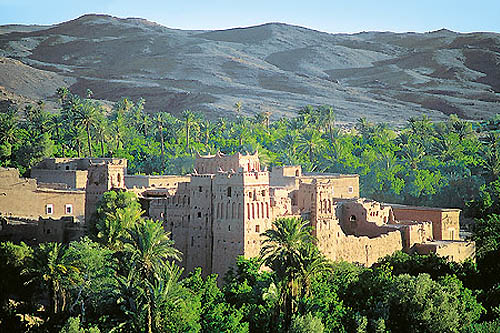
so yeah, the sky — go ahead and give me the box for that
[1,0,499,34]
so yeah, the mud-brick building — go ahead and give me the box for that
[141,152,474,280]
[0,152,475,280]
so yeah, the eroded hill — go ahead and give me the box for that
[0,14,499,123]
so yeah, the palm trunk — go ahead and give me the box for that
[159,126,165,173]
[77,139,81,157]
[100,139,105,157]
[186,123,190,153]
[87,124,92,157]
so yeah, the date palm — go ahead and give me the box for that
[297,130,324,163]
[73,98,99,157]
[123,219,182,333]
[24,243,80,315]
[260,217,314,330]
[154,112,168,172]
[182,109,199,153]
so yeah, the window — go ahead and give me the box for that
[65,204,73,215]
[227,187,232,197]
[348,186,354,193]
[197,212,202,218]
[255,225,260,233]
[46,204,54,215]
[199,186,203,192]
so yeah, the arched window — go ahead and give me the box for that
[266,202,270,218]
[251,203,255,220]
[256,203,260,219]
[238,203,242,219]
[221,203,225,219]
[226,203,230,219]
[247,203,251,220]
[232,202,236,219]
[261,202,265,219]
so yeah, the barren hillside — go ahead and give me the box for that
[0,14,499,123]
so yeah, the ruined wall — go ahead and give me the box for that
[317,220,403,266]
[340,200,394,237]
[30,169,88,189]
[85,161,126,222]
[269,166,301,188]
[124,175,189,190]
[195,152,261,174]
[397,221,434,250]
[414,241,475,262]
[0,168,85,222]
[391,206,461,241]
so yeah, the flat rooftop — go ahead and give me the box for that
[388,203,460,212]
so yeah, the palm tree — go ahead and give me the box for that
[24,243,80,315]
[73,98,99,157]
[297,130,324,163]
[199,119,215,145]
[123,219,182,333]
[297,243,332,301]
[260,217,314,330]
[96,206,144,250]
[319,106,336,142]
[154,112,167,172]
[94,112,110,157]
[182,110,198,153]
[400,141,425,170]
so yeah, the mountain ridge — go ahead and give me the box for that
[0,14,499,123]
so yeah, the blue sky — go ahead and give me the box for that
[1,0,499,33]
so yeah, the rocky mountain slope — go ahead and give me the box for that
[0,14,499,123]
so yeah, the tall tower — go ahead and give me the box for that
[84,159,126,222]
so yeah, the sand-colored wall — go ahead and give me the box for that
[0,168,85,222]
[414,241,475,262]
[391,206,460,241]
[31,169,88,189]
[195,152,261,174]
[125,175,189,189]
[316,220,403,266]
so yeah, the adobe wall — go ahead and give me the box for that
[300,174,359,198]
[316,220,403,266]
[391,206,460,241]
[396,221,434,250]
[124,175,190,190]
[340,200,393,237]
[0,168,85,222]
[162,182,191,260]
[269,166,301,188]
[33,158,127,172]
[185,175,214,274]
[30,169,88,189]
[211,173,246,279]
[195,152,260,174]
[413,241,475,262]
[85,162,126,221]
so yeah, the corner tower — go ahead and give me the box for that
[84,159,127,222]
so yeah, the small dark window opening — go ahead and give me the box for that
[199,186,203,192]
[197,212,202,218]
[349,215,357,223]
[66,165,70,170]
[228,225,231,231]
[227,187,232,197]
[255,225,260,232]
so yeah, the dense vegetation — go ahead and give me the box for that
[1,89,500,331]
